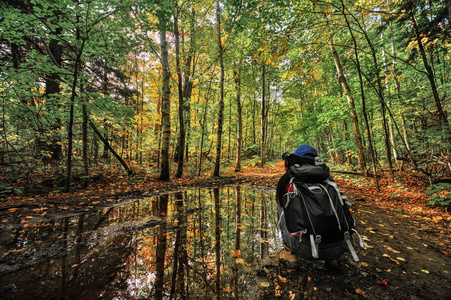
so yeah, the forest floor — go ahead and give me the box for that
[1,162,450,299]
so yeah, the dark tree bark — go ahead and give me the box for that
[409,13,447,126]
[159,28,171,181]
[234,56,243,172]
[213,0,225,177]
[174,10,185,178]
[260,63,266,168]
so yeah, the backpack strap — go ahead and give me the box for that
[344,231,359,261]
[352,228,367,250]
[325,179,346,206]
[310,234,321,259]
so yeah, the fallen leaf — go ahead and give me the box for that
[32,207,48,212]
[432,216,442,223]
[440,248,449,255]
[383,254,400,264]
[377,280,388,286]
[386,247,400,253]
[278,275,287,283]
[355,288,368,298]
[7,208,19,212]
[421,270,429,274]
[396,257,405,261]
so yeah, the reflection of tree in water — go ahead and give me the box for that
[0,187,277,299]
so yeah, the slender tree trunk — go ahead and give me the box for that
[44,14,63,162]
[344,1,393,176]
[381,34,398,163]
[64,18,85,192]
[341,7,379,191]
[234,56,243,172]
[159,28,171,181]
[174,11,185,178]
[213,0,225,177]
[390,23,411,153]
[260,63,266,168]
[329,42,366,170]
[410,14,447,126]
[183,9,196,163]
[90,122,133,175]
[82,103,88,176]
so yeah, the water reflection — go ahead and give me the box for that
[0,186,277,299]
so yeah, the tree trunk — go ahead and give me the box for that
[260,63,266,168]
[174,11,185,178]
[159,28,171,181]
[410,14,447,126]
[341,6,379,191]
[44,17,63,162]
[183,9,196,164]
[82,103,88,176]
[213,0,225,177]
[64,20,85,193]
[234,56,243,172]
[329,42,366,171]
[90,122,133,175]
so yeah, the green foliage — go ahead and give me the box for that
[426,183,451,207]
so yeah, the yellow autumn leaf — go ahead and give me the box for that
[387,247,400,253]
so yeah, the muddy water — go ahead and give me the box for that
[0,186,278,299]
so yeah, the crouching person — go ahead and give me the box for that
[276,145,365,269]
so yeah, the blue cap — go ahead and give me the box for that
[293,145,317,160]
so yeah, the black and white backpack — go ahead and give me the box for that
[281,164,365,261]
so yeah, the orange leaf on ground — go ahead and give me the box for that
[355,288,368,298]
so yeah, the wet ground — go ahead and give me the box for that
[1,183,450,299]
[0,186,280,299]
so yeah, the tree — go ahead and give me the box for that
[159,25,171,181]
[213,0,225,177]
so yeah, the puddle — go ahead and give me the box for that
[0,186,278,299]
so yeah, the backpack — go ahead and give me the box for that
[281,164,365,261]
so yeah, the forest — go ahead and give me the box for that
[1,0,450,196]
[0,1,450,299]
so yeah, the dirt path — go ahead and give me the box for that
[258,189,451,299]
